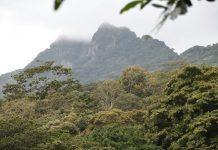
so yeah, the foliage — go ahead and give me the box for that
[0,64,218,149]
[144,65,218,149]
[54,0,64,10]
[90,109,147,126]
[91,80,123,110]
[1,99,36,119]
[90,124,161,150]
[3,61,81,100]
[120,65,148,97]
[180,43,218,65]
[114,92,144,111]
[0,116,50,150]
[53,0,217,26]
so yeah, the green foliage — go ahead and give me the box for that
[0,64,217,149]
[90,109,147,126]
[90,124,161,150]
[120,65,148,97]
[0,116,50,150]
[2,83,25,100]
[173,110,218,149]
[114,93,144,111]
[53,0,216,26]
[34,90,83,116]
[3,61,81,100]
[54,0,64,10]
[91,80,123,110]
[120,0,216,26]
[120,0,151,14]
[142,35,153,40]
[44,119,80,136]
[144,65,218,149]
[1,99,36,118]
[180,44,218,65]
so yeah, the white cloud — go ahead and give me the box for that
[0,0,218,74]
[0,10,59,75]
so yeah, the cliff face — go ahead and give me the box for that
[25,23,179,82]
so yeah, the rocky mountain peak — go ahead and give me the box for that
[91,23,137,43]
[88,23,138,57]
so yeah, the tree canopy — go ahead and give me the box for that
[0,63,217,149]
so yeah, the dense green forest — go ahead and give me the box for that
[0,62,217,150]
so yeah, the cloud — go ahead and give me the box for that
[0,0,218,74]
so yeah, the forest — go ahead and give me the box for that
[0,61,217,150]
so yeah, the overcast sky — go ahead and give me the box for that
[0,0,218,75]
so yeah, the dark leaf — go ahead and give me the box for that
[152,4,168,10]
[140,0,152,9]
[176,0,187,15]
[167,0,176,5]
[185,0,192,7]
[54,0,64,10]
[120,0,143,14]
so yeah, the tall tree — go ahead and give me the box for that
[91,80,123,110]
[3,61,81,100]
[120,65,148,97]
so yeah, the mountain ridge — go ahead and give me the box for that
[26,24,179,82]
[0,23,217,99]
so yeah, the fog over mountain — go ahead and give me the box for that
[0,23,218,98]
[26,23,178,82]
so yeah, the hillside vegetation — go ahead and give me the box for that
[0,62,217,150]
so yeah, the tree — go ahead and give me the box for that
[0,116,50,150]
[90,124,161,150]
[114,93,144,111]
[3,61,81,100]
[1,99,36,119]
[91,80,123,110]
[90,108,147,126]
[144,65,218,149]
[120,65,148,97]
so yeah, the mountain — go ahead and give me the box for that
[180,43,218,65]
[27,23,179,82]
[0,23,218,99]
